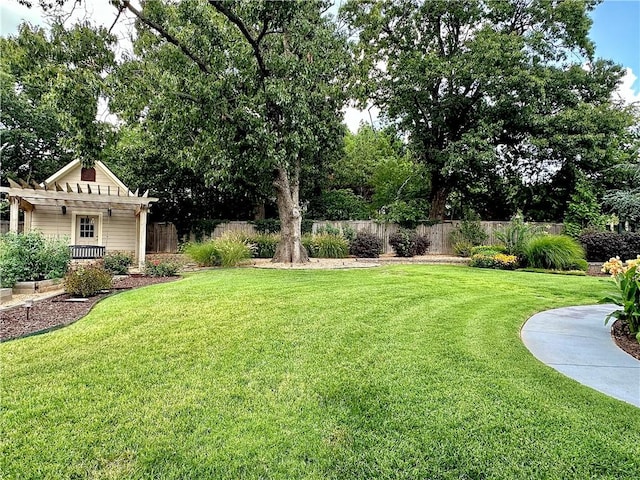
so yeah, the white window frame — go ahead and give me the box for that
[71,211,103,245]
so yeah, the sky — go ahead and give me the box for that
[1,0,639,131]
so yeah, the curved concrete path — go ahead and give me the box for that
[521,304,640,407]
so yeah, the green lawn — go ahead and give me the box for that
[1,265,638,479]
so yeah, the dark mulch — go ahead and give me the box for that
[0,276,179,342]
[611,319,640,361]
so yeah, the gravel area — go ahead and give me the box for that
[0,276,179,342]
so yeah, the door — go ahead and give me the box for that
[76,215,99,245]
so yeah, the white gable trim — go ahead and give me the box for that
[42,159,81,186]
[41,160,132,195]
[95,161,131,194]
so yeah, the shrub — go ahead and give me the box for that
[579,232,640,261]
[349,232,383,258]
[145,260,179,277]
[102,252,133,275]
[470,245,507,256]
[253,219,281,234]
[215,238,253,266]
[64,263,112,297]
[449,213,488,257]
[469,252,519,270]
[601,256,640,342]
[0,232,70,287]
[315,224,342,236]
[184,242,218,267]
[524,235,586,271]
[495,213,545,261]
[306,234,349,258]
[249,234,280,258]
[388,229,431,257]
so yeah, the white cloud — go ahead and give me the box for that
[342,104,380,133]
[613,67,640,106]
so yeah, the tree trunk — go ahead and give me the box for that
[272,167,309,263]
[429,187,449,220]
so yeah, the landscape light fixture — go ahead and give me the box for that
[24,298,34,321]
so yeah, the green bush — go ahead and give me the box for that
[0,232,71,287]
[495,213,545,261]
[214,237,253,267]
[389,229,431,257]
[449,213,488,257]
[145,260,179,277]
[249,234,280,258]
[185,237,252,267]
[470,245,507,256]
[306,234,349,258]
[349,232,383,258]
[103,252,133,275]
[469,252,519,270]
[184,242,219,267]
[524,235,586,271]
[64,263,113,297]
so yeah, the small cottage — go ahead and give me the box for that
[0,160,158,270]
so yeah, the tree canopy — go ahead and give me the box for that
[342,0,638,221]
[0,21,115,184]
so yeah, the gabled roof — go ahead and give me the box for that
[43,159,131,195]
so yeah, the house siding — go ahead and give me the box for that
[55,163,130,195]
[31,205,137,256]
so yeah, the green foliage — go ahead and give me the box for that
[524,235,586,271]
[145,260,179,277]
[470,245,507,256]
[253,219,282,234]
[102,252,133,275]
[248,234,280,258]
[563,175,606,238]
[63,263,112,297]
[349,231,383,258]
[601,257,640,341]
[579,232,640,261]
[0,232,70,287]
[303,234,349,259]
[495,213,545,261]
[449,212,488,257]
[184,237,252,267]
[343,0,636,220]
[1,22,116,184]
[469,253,519,270]
[315,189,370,220]
[388,229,431,257]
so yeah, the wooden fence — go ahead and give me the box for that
[155,220,564,255]
[146,222,178,253]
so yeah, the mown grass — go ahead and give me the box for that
[1,265,638,479]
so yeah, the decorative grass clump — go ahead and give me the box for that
[2,266,638,479]
[524,234,586,271]
[184,237,252,267]
[303,233,349,258]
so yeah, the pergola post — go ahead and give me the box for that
[138,206,148,271]
[9,197,19,232]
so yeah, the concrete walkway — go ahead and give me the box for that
[521,305,640,407]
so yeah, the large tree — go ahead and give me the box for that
[104,0,349,262]
[343,0,636,221]
[0,22,116,184]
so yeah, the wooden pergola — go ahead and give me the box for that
[1,177,158,270]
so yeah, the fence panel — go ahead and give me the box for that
[146,222,178,253]
[174,219,566,255]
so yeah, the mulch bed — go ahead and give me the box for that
[0,276,179,342]
[611,319,640,361]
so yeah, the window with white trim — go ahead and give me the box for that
[79,217,95,238]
